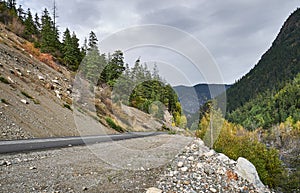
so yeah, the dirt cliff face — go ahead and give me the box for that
[0,24,168,140]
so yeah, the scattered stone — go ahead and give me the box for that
[181,167,188,172]
[82,186,88,191]
[7,76,14,83]
[203,149,215,157]
[38,75,44,80]
[20,99,29,104]
[146,187,162,193]
[177,161,183,167]
[52,79,60,85]
[210,187,217,192]
[29,166,36,170]
[235,157,265,188]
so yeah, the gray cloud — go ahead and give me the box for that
[18,0,299,84]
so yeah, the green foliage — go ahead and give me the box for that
[40,8,61,55]
[23,8,38,41]
[227,8,300,112]
[63,103,72,111]
[1,98,9,105]
[105,117,124,132]
[228,73,300,130]
[62,28,82,71]
[21,91,33,99]
[0,76,9,84]
[100,50,125,87]
[80,31,106,83]
[196,110,285,188]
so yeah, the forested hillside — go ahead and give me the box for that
[226,8,300,112]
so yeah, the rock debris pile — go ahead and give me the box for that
[148,139,273,193]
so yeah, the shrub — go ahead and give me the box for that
[1,98,9,105]
[63,103,72,111]
[105,117,124,132]
[21,91,33,99]
[0,76,9,84]
[196,111,285,188]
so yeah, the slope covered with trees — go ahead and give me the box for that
[226,8,300,113]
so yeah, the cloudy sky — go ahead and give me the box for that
[18,0,299,85]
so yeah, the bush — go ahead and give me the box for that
[0,76,9,84]
[21,91,33,99]
[105,117,124,132]
[63,103,72,111]
[1,98,9,105]
[196,111,285,188]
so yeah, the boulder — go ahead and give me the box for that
[234,157,265,188]
[146,187,162,193]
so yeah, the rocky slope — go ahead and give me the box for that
[0,23,168,140]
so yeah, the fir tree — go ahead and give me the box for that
[100,50,125,86]
[24,8,37,41]
[40,8,60,55]
[62,28,81,71]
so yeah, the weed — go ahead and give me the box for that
[0,76,9,84]
[168,131,176,135]
[1,98,9,105]
[106,117,124,132]
[21,91,33,99]
[63,103,72,111]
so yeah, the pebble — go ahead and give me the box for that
[155,138,273,193]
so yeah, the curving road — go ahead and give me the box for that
[0,132,166,154]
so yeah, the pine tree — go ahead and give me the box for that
[34,13,40,32]
[24,8,37,41]
[17,5,24,21]
[100,50,125,86]
[6,0,16,10]
[88,31,98,49]
[62,28,81,71]
[81,31,105,83]
[40,8,60,55]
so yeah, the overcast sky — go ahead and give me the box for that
[18,0,299,85]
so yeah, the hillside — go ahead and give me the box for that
[226,8,300,112]
[0,23,167,140]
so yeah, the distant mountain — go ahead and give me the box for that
[173,84,231,114]
[226,8,300,112]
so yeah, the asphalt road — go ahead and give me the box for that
[0,132,166,154]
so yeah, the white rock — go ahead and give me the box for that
[210,187,217,192]
[177,161,184,167]
[217,153,230,162]
[7,76,14,83]
[146,187,162,193]
[234,157,265,188]
[20,99,28,104]
[38,75,44,80]
[203,150,215,157]
[196,163,203,168]
[181,167,188,172]
[52,79,60,85]
[188,156,194,161]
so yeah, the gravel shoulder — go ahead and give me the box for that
[0,134,193,193]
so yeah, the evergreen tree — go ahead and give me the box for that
[81,37,88,58]
[24,8,37,41]
[6,0,16,10]
[100,50,125,86]
[40,8,60,54]
[88,31,98,49]
[34,13,40,32]
[62,28,81,71]
[17,5,24,21]
[81,31,105,83]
